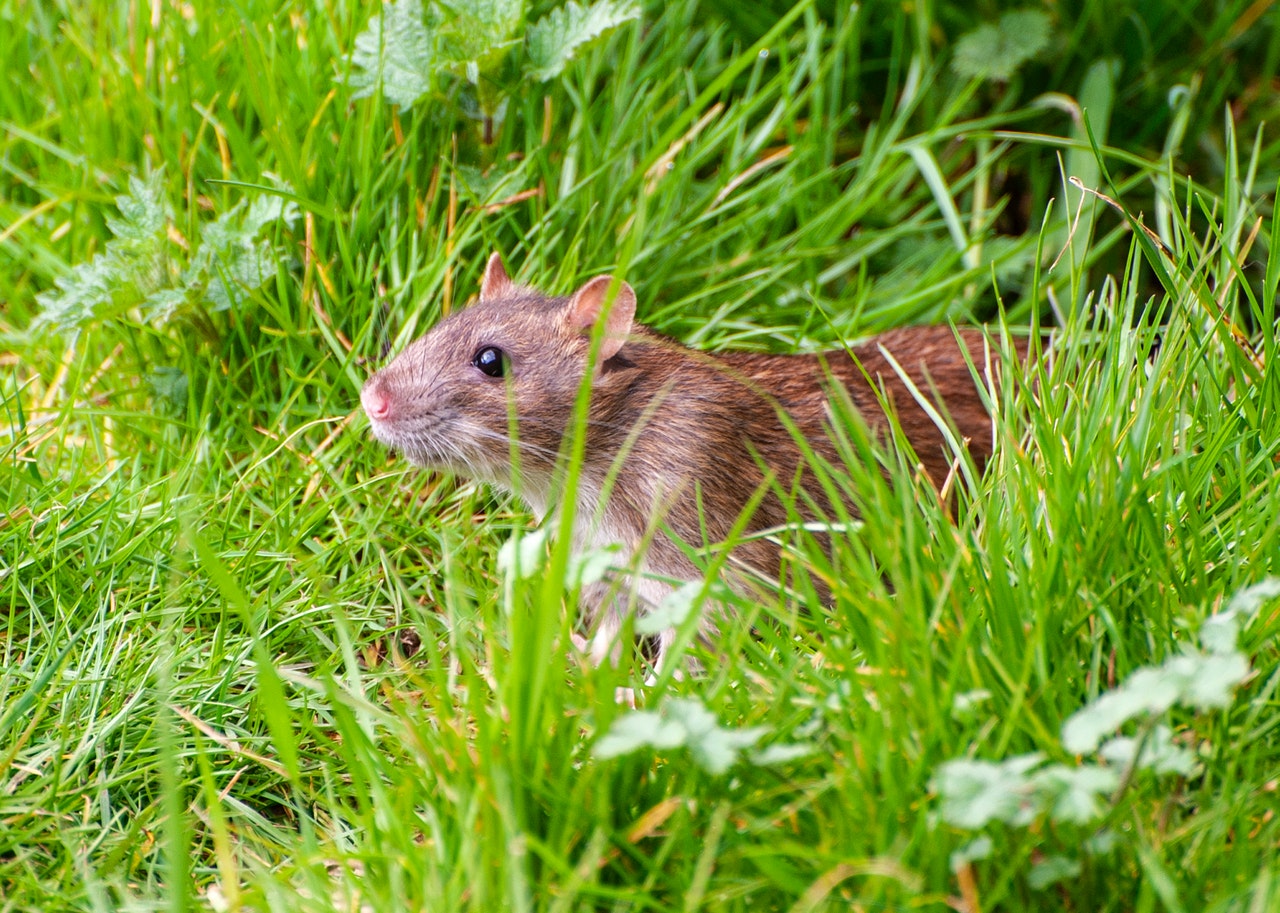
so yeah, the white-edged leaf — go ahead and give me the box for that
[525,0,640,81]
[1180,652,1250,708]
[1061,650,1249,754]
[932,754,1044,829]
[497,525,550,579]
[748,742,816,767]
[36,171,173,329]
[1204,577,1280,653]
[594,710,686,758]
[567,544,622,588]
[951,9,1051,82]
[593,697,769,775]
[949,836,993,873]
[1028,855,1082,890]
[1029,763,1119,824]
[951,688,992,719]
[635,581,702,635]
[1099,725,1197,777]
[1224,577,1280,616]
[346,0,435,108]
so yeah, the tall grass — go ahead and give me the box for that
[2,0,1278,909]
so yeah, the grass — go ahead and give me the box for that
[2,0,1279,909]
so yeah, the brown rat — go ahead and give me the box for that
[362,253,1023,667]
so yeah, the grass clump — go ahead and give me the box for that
[2,0,1280,909]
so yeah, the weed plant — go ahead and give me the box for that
[2,0,1279,910]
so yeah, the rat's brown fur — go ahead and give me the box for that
[362,254,1024,666]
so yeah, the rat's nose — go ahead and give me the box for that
[361,375,394,422]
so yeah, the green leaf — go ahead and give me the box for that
[1203,576,1280,653]
[932,754,1044,829]
[453,162,528,206]
[593,709,687,757]
[36,173,296,329]
[497,525,551,580]
[949,836,993,873]
[437,0,525,73]
[566,543,622,588]
[347,0,436,109]
[1099,725,1197,777]
[748,742,816,767]
[1028,855,1082,890]
[1061,651,1250,754]
[635,581,702,635]
[1180,653,1250,709]
[526,0,640,82]
[1061,667,1179,755]
[951,688,993,720]
[36,170,173,329]
[105,171,170,242]
[951,9,1051,82]
[1029,763,1119,824]
[594,698,769,775]
[146,367,190,417]
[180,191,298,316]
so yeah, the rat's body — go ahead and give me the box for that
[363,254,1019,665]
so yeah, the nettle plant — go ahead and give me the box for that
[933,579,1275,891]
[344,0,640,142]
[36,171,297,335]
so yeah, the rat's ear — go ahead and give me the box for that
[480,252,512,301]
[566,275,636,361]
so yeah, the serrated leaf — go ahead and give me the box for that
[453,163,527,207]
[594,710,687,758]
[1099,725,1197,777]
[146,367,189,417]
[141,288,189,324]
[37,174,295,331]
[243,191,300,236]
[204,239,276,311]
[346,0,436,109]
[36,171,173,330]
[594,697,769,775]
[932,754,1044,829]
[105,171,170,242]
[1030,764,1119,824]
[437,0,525,72]
[1180,652,1250,708]
[1061,666,1179,754]
[951,9,1050,82]
[1062,650,1250,754]
[951,688,992,719]
[1203,577,1280,653]
[1224,577,1280,616]
[748,742,815,767]
[949,836,993,873]
[1028,855,1081,890]
[567,544,622,588]
[497,525,550,579]
[182,190,297,315]
[526,0,640,81]
[635,581,702,635]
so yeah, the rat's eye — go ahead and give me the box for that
[472,346,506,378]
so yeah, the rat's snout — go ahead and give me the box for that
[361,373,394,422]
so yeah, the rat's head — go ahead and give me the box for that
[361,253,636,493]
